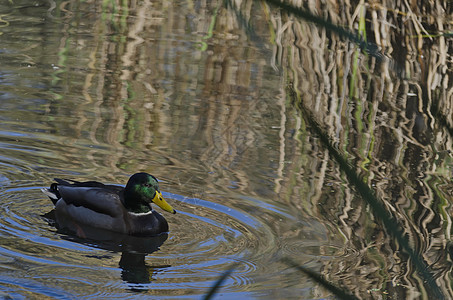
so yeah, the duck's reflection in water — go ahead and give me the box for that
[44,210,170,285]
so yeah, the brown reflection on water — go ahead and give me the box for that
[0,0,452,298]
[270,1,453,298]
[38,0,282,196]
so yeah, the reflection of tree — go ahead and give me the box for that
[24,0,452,297]
[268,0,453,297]
[42,0,281,199]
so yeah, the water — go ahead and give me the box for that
[0,0,452,299]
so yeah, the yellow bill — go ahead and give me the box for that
[152,191,176,214]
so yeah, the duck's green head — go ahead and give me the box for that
[124,172,176,214]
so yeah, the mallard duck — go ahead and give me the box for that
[41,172,176,236]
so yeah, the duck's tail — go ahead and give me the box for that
[41,183,60,205]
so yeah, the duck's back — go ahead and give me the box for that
[55,186,129,233]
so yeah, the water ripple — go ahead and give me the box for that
[0,178,336,298]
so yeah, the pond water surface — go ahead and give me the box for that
[0,0,452,299]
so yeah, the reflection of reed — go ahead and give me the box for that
[270,0,453,297]
[38,0,453,296]
[46,0,280,196]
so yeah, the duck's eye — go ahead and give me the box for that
[144,183,151,187]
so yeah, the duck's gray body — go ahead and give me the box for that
[42,176,170,236]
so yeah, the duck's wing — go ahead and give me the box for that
[55,178,105,187]
[55,178,124,192]
[57,186,125,218]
